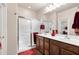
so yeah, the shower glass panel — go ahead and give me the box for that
[18,18,31,52]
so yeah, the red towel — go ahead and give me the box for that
[72,12,79,29]
[33,32,38,44]
[0,43,1,48]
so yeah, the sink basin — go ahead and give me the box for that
[67,37,79,43]
[55,34,79,41]
[55,34,67,39]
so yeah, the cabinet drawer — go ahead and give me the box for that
[61,43,79,54]
[44,38,50,55]
[36,39,40,49]
[45,38,49,42]
[44,38,50,50]
[61,49,76,55]
[50,41,59,55]
[40,39,44,53]
[40,40,44,48]
[50,39,79,54]
[50,39,63,47]
[36,41,40,46]
[45,42,49,50]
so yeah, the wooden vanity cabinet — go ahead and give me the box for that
[50,39,79,55]
[50,39,60,55]
[36,35,44,54]
[36,36,40,50]
[44,38,50,55]
[60,49,76,55]
[39,36,44,54]
[60,42,79,55]
[36,35,79,55]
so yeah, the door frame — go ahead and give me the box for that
[0,3,7,55]
[17,16,32,53]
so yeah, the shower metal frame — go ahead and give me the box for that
[17,16,33,52]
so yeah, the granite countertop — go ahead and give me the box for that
[37,33,79,47]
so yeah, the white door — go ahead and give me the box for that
[0,4,7,55]
[18,18,31,52]
[0,4,2,55]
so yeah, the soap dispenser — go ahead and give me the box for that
[51,30,55,36]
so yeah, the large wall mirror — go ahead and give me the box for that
[58,18,68,35]
[41,20,53,33]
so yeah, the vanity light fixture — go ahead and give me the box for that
[54,3,66,8]
[44,3,66,13]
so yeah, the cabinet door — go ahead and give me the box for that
[60,49,76,55]
[44,38,50,55]
[39,37,44,54]
[50,44,59,55]
[36,36,40,50]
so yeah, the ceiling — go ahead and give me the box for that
[18,3,79,14]
[18,3,50,12]
[56,3,79,12]
[44,3,79,14]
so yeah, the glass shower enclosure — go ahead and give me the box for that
[17,16,32,52]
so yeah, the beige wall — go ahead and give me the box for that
[7,3,17,55]
[7,4,40,55]
[18,6,38,19]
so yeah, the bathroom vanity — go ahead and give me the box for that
[36,34,79,55]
